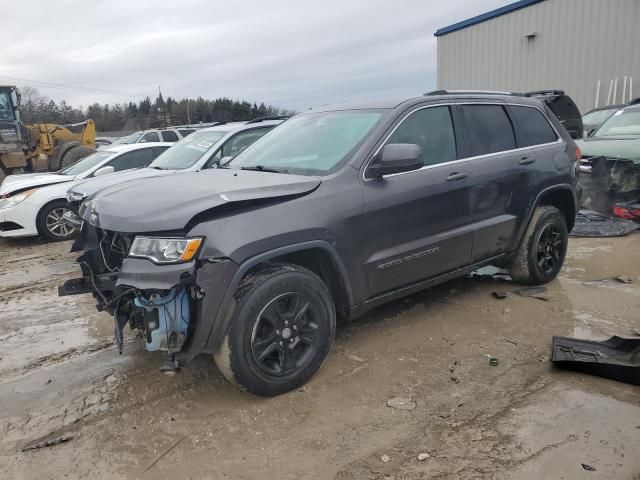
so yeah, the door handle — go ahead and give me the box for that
[519,156,537,165]
[446,172,469,182]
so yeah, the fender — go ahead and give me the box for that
[198,240,353,356]
[514,183,577,248]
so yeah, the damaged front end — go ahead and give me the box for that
[59,223,210,371]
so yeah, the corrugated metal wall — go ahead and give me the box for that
[437,0,640,112]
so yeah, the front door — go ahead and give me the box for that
[360,105,475,298]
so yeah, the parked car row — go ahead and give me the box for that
[26,91,582,396]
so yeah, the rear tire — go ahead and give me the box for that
[508,206,568,285]
[214,263,336,396]
[60,145,94,169]
[36,200,77,242]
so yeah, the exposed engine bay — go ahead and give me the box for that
[60,225,200,371]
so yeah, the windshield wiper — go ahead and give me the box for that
[240,165,289,174]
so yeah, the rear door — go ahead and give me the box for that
[458,103,528,262]
[360,105,474,298]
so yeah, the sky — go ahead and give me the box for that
[1,0,508,111]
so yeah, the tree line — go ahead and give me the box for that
[18,86,295,133]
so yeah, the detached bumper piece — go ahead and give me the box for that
[551,336,640,385]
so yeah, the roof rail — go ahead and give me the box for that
[424,89,514,96]
[244,115,290,124]
[523,89,565,97]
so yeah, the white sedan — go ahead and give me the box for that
[0,142,171,241]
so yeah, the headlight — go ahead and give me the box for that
[0,128,19,143]
[0,188,38,210]
[67,191,84,202]
[129,236,203,264]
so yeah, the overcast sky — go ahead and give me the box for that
[2,0,507,111]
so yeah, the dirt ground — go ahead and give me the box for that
[1,234,639,480]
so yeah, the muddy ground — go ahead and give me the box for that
[0,235,639,480]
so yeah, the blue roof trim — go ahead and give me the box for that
[434,0,546,37]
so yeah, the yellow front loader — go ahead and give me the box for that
[0,85,96,184]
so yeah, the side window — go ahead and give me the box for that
[225,128,271,157]
[153,146,171,158]
[385,106,457,166]
[161,130,179,142]
[140,132,160,143]
[510,106,558,147]
[179,129,195,137]
[461,105,516,156]
[203,128,271,169]
[105,148,155,172]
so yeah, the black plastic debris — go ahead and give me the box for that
[570,210,639,238]
[515,286,549,301]
[551,336,640,385]
[581,463,597,472]
[492,291,509,300]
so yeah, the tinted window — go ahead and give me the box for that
[510,106,557,147]
[386,106,457,166]
[161,130,179,142]
[461,105,516,156]
[105,148,155,172]
[179,129,196,137]
[544,95,580,122]
[140,132,160,142]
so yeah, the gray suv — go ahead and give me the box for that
[60,93,580,396]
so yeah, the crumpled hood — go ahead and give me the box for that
[69,167,173,198]
[81,168,321,233]
[576,137,640,163]
[0,172,73,195]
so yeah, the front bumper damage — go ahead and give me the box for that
[59,225,239,366]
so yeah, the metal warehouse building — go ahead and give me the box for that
[435,0,640,113]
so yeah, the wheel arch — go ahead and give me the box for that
[35,197,70,236]
[205,241,353,352]
[536,185,577,232]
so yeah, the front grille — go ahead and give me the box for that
[81,224,133,273]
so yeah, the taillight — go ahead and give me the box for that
[574,146,582,162]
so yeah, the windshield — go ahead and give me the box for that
[594,109,640,137]
[0,92,15,121]
[59,151,113,176]
[110,132,143,146]
[583,108,617,126]
[149,130,226,170]
[227,111,383,175]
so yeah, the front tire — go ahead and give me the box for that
[508,206,568,285]
[214,263,336,396]
[37,200,77,242]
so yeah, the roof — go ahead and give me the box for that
[199,119,285,133]
[435,0,546,37]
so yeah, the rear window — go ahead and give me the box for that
[510,106,558,147]
[461,105,516,156]
[161,130,179,142]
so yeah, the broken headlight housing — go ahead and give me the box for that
[129,236,203,264]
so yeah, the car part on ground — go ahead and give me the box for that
[552,335,640,385]
[570,210,640,237]
[60,92,579,396]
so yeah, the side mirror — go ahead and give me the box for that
[368,144,423,179]
[94,166,115,177]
